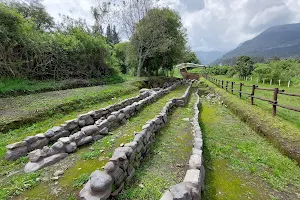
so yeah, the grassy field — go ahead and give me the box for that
[199,84,300,200]
[0,81,144,133]
[208,75,300,130]
[1,85,188,200]
[117,88,197,199]
[0,75,129,97]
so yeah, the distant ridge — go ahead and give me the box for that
[213,23,300,65]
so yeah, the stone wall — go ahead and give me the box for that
[79,83,193,200]
[23,81,187,173]
[5,92,152,161]
[160,88,205,200]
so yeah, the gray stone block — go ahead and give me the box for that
[189,154,202,169]
[5,146,28,160]
[90,170,113,192]
[80,181,111,200]
[24,153,68,173]
[169,182,192,200]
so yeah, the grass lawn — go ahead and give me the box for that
[199,84,300,200]
[0,75,127,97]
[0,81,144,133]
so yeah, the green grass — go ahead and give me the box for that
[0,81,143,133]
[202,78,300,163]
[199,85,300,199]
[0,75,126,97]
[13,85,189,200]
[117,88,197,200]
[208,75,300,130]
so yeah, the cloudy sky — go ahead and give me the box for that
[41,0,300,52]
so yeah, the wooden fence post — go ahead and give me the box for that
[239,83,243,98]
[222,80,224,89]
[251,85,256,105]
[273,88,279,116]
[231,82,234,94]
[226,81,228,92]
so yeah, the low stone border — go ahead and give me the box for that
[23,81,187,173]
[79,83,193,200]
[5,81,179,161]
[160,88,205,200]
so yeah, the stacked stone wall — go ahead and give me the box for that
[160,88,205,200]
[79,83,193,200]
[22,81,186,172]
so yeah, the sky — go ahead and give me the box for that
[40,0,300,53]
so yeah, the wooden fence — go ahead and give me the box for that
[204,75,300,116]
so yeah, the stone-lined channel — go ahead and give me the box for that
[115,88,197,199]
[14,85,188,200]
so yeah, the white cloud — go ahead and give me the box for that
[40,0,300,52]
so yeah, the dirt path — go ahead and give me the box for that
[199,86,300,200]
[10,86,188,200]
[116,88,197,200]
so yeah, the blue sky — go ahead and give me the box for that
[41,0,300,52]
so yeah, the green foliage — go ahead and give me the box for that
[0,2,120,80]
[132,8,187,76]
[253,59,300,83]
[206,66,229,75]
[72,173,89,188]
[114,42,137,75]
[182,50,201,64]
[9,0,54,30]
[235,56,254,78]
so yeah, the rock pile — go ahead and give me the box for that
[23,81,186,173]
[79,83,193,200]
[160,88,205,200]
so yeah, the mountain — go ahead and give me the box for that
[214,23,300,65]
[195,51,225,65]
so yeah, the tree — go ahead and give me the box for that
[183,50,201,64]
[131,8,187,76]
[8,0,54,30]
[112,25,120,44]
[106,24,113,43]
[236,56,254,79]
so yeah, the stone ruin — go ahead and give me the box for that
[160,88,205,200]
[17,80,187,173]
[79,83,193,199]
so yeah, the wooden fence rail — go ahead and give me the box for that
[204,75,300,116]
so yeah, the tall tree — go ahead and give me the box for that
[236,56,254,79]
[132,8,187,76]
[112,25,120,44]
[8,0,54,30]
[106,24,113,43]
